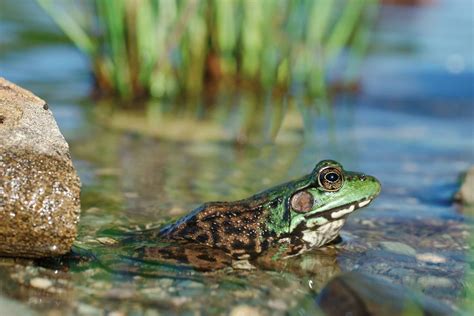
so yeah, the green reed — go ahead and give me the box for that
[37,0,378,101]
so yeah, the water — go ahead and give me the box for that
[1,0,473,314]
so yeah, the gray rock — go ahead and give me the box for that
[316,271,455,316]
[0,77,81,258]
[456,165,474,205]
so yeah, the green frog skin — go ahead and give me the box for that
[160,160,381,259]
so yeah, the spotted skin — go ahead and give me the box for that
[160,199,275,258]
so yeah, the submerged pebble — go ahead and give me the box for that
[178,280,204,289]
[29,277,52,290]
[140,287,169,300]
[77,304,102,316]
[267,299,287,311]
[229,305,263,316]
[417,276,453,289]
[316,271,455,315]
[380,241,417,257]
[416,253,447,264]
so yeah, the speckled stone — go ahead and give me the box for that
[0,77,81,258]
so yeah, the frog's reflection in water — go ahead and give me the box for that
[90,238,341,293]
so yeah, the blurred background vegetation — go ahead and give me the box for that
[36,0,378,101]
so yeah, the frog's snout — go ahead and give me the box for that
[365,175,381,198]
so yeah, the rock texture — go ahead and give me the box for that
[0,77,81,258]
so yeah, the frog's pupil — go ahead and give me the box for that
[326,172,339,182]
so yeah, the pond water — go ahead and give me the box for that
[1,0,473,315]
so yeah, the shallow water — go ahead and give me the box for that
[1,0,473,314]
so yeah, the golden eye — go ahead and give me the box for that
[318,166,344,192]
[290,191,314,213]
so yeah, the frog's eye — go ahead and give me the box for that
[318,166,344,192]
[290,190,314,213]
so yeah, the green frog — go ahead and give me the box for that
[159,159,380,259]
[75,160,380,272]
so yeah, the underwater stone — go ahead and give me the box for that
[417,276,453,289]
[0,77,81,258]
[316,272,455,316]
[229,305,263,316]
[380,241,417,257]
[30,277,53,290]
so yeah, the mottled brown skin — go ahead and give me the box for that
[155,161,329,260]
[159,198,279,259]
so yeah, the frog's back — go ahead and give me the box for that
[159,174,312,257]
[159,198,269,257]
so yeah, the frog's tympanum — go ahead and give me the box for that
[159,160,381,260]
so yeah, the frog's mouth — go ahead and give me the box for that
[305,196,376,223]
[283,197,376,255]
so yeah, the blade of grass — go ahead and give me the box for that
[97,0,131,98]
[344,0,379,83]
[325,0,367,61]
[214,0,239,75]
[36,0,97,55]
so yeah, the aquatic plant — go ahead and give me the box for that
[37,0,378,100]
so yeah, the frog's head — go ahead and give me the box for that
[268,160,381,252]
